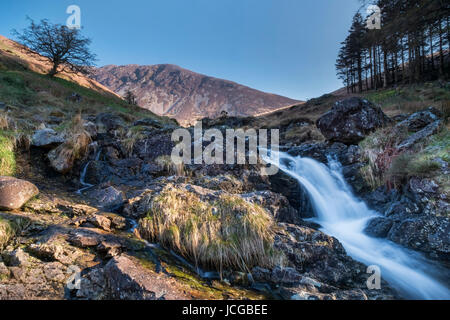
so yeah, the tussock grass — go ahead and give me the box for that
[155,155,185,176]
[138,185,284,274]
[0,217,16,252]
[121,125,147,157]
[49,114,91,172]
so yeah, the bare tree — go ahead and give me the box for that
[13,18,96,77]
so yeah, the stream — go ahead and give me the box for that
[264,150,450,300]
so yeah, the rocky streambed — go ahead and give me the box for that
[0,97,448,300]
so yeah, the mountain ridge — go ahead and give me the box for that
[92,63,301,126]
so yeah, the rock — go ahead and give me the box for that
[268,170,314,218]
[87,212,127,231]
[69,231,102,248]
[387,216,450,260]
[83,121,97,139]
[2,248,31,267]
[66,92,82,103]
[96,113,124,133]
[287,142,360,166]
[47,145,74,174]
[392,114,408,122]
[86,186,125,212]
[397,120,442,150]
[31,128,64,148]
[409,178,439,195]
[241,191,302,225]
[97,240,123,258]
[84,161,112,185]
[316,97,390,144]
[274,223,367,287]
[0,261,10,278]
[129,132,174,161]
[0,177,39,210]
[396,107,442,132]
[88,214,112,231]
[364,217,393,238]
[385,200,420,217]
[270,266,302,284]
[103,254,189,300]
[133,118,163,128]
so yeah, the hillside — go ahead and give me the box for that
[92,64,300,126]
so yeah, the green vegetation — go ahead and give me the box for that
[363,82,450,119]
[359,124,449,191]
[0,217,17,252]
[0,69,169,123]
[0,130,16,176]
[139,185,284,274]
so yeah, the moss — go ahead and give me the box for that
[134,246,269,300]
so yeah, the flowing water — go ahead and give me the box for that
[76,148,102,195]
[264,150,450,300]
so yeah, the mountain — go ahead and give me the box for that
[92,64,301,126]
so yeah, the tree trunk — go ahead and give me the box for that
[438,18,444,78]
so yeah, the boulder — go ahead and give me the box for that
[387,216,449,260]
[103,254,189,300]
[133,118,163,128]
[95,113,124,133]
[396,107,442,132]
[241,190,302,225]
[83,121,97,139]
[274,223,368,287]
[0,177,39,210]
[316,97,390,144]
[268,170,314,218]
[31,128,64,148]
[87,186,125,212]
[288,142,360,166]
[364,217,393,238]
[397,120,442,150]
[47,145,73,174]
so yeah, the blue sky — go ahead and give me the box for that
[0,0,363,100]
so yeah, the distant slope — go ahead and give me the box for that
[92,64,301,126]
[0,34,172,128]
[0,34,119,99]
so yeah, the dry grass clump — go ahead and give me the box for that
[137,185,284,274]
[121,125,146,157]
[155,155,185,176]
[0,217,16,252]
[48,113,91,173]
[0,216,30,253]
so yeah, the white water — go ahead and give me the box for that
[264,151,450,300]
[76,148,102,195]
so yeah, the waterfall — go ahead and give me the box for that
[264,150,450,300]
[76,148,102,195]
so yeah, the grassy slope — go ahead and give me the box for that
[0,35,175,176]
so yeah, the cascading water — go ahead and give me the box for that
[76,147,102,195]
[264,150,450,300]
